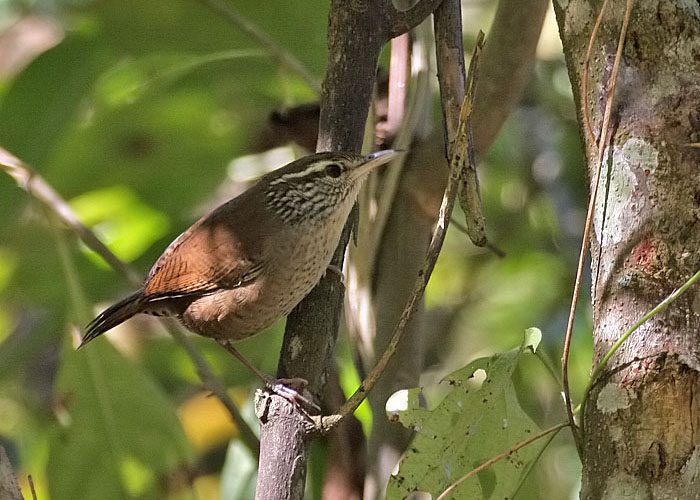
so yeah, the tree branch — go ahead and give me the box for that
[471,0,549,154]
[0,148,141,285]
[387,0,446,39]
[0,446,23,500]
[256,1,444,497]
[318,31,485,433]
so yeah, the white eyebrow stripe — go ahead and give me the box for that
[270,161,341,185]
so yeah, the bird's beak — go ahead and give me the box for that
[352,149,405,180]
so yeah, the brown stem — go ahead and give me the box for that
[318,30,485,433]
[258,1,444,497]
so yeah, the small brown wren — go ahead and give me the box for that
[81,150,400,349]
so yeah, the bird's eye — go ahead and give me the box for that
[325,163,342,178]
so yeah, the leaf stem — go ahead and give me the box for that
[435,422,569,500]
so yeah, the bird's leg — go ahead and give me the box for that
[216,339,321,414]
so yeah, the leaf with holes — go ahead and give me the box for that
[386,331,546,500]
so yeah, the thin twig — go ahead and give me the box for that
[581,0,611,145]
[435,422,569,500]
[579,266,700,430]
[0,148,260,456]
[560,0,634,456]
[449,217,506,258]
[169,321,260,456]
[319,34,485,433]
[28,475,38,500]
[194,0,321,94]
[0,149,141,284]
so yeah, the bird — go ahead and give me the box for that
[80,150,401,384]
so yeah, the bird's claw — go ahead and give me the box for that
[263,376,321,415]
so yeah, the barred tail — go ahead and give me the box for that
[80,291,145,348]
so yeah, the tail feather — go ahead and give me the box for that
[80,291,145,348]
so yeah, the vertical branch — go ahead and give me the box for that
[258,4,384,494]
[256,2,444,498]
[434,0,467,148]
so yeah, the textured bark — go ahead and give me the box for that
[554,1,700,498]
[0,446,23,500]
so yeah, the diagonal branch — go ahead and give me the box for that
[0,147,260,457]
[0,149,141,285]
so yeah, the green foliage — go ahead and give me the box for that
[71,185,170,264]
[49,341,193,499]
[220,441,257,499]
[387,330,547,500]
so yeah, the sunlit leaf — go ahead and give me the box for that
[220,436,258,500]
[523,327,542,352]
[69,185,170,263]
[94,50,268,108]
[386,333,546,500]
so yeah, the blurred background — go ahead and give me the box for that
[0,0,592,498]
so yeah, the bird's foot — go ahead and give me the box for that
[215,339,321,414]
[262,376,321,415]
[325,264,345,287]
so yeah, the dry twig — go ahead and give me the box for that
[194,0,321,93]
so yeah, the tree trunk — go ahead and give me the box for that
[554,1,700,498]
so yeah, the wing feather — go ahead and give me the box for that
[144,209,264,298]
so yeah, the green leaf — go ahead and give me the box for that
[70,185,170,263]
[523,327,542,352]
[220,439,258,500]
[386,336,546,500]
[48,339,193,500]
[0,34,110,167]
[93,50,268,108]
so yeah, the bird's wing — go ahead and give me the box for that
[143,215,264,298]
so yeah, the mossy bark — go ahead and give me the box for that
[554,1,700,498]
